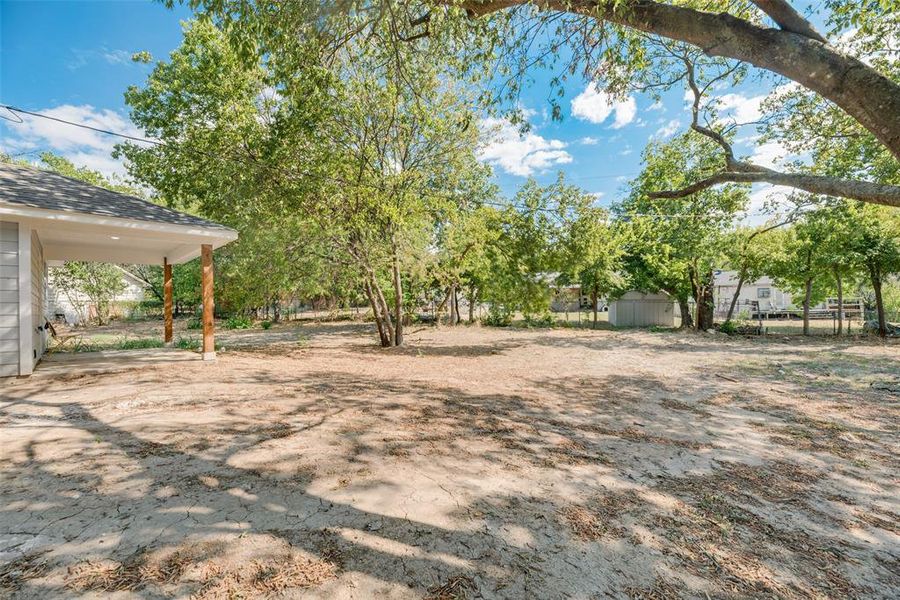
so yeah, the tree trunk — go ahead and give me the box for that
[834,268,843,336]
[591,288,598,329]
[696,273,715,331]
[363,277,391,347]
[449,282,459,325]
[802,277,813,336]
[870,266,886,337]
[391,235,403,346]
[725,276,746,322]
[457,0,900,162]
[678,297,693,329]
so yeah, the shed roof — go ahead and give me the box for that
[0,162,232,231]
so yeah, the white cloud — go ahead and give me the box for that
[749,141,790,170]
[102,49,133,65]
[479,117,572,177]
[579,136,600,146]
[654,119,681,139]
[571,84,637,129]
[717,93,765,124]
[746,184,795,216]
[620,147,633,156]
[647,100,665,112]
[2,104,145,178]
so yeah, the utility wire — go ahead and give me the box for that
[0,103,791,223]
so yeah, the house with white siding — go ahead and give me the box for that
[0,162,236,377]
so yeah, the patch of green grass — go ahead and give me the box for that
[224,315,252,330]
[117,338,166,350]
[56,336,165,353]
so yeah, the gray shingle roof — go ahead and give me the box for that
[0,162,233,231]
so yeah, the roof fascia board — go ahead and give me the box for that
[0,201,237,241]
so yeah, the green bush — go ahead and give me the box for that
[482,306,513,327]
[523,313,555,328]
[718,320,738,335]
[186,317,202,330]
[175,336,198,351]
[224,315,252,329]
[260,320,273,330]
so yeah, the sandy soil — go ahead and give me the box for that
[1,322,898,599]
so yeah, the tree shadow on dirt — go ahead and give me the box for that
[2,366,897,598]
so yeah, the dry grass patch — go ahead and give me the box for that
[425,574,476,600]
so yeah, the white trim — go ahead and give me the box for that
[0,201,237,242]
[202,351,216,362]
[18,222,33,376]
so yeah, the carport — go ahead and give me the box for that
[0,162,237,376]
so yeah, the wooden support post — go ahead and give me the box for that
[201,244,215,360]
[163,257,173,345]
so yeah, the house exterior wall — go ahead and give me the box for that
[713,270,826,316]
[0,221,19,376]
[609,291,677,327]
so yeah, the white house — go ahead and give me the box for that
[47,264,148,325]
[608,291,678,327]
[713,270,793,316]
[0,162,237,377]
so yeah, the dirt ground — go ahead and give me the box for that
[1,322,898,599]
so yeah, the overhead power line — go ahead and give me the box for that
[0,104,792,223]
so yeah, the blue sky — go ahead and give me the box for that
[1,0,792,214]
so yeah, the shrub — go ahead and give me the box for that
[186,317,202,330]
[482,306,513,327]
[224,315,252,329]
[718,320,738,335]
[175,337,198,351]
[260,320,273,330]
[523,313,555,328]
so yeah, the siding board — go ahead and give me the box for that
[0,221,18,375]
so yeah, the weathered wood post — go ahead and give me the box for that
[163,257,173,345]
[201,244,215,360]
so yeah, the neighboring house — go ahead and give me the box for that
[713,270,794,316]
[608,291,678,327]
[47,264,148,325]
[713,270,855,318]
[550,282,591,312]
[0,162,237,377]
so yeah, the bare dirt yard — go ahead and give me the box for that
[1,322,898,599]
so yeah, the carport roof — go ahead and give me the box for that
[0,162,232,231]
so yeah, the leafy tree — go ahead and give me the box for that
[619,130,748,330]
[178,0,900,207]
[767,210,836,335]
[53,262,127,325]
[721,220,794,323]
[843,204,900,336]
[556,187,620,328]
[120,19,488,346]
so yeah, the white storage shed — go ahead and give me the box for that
[608,290,678,327]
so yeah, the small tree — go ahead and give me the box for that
[845,204,900,337]
[54,262,127,325]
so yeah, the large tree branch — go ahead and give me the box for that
[449,0,900,160]
[648,170,900,208]
[749,1,827,43]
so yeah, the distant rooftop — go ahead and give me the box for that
[0,162,233,231]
